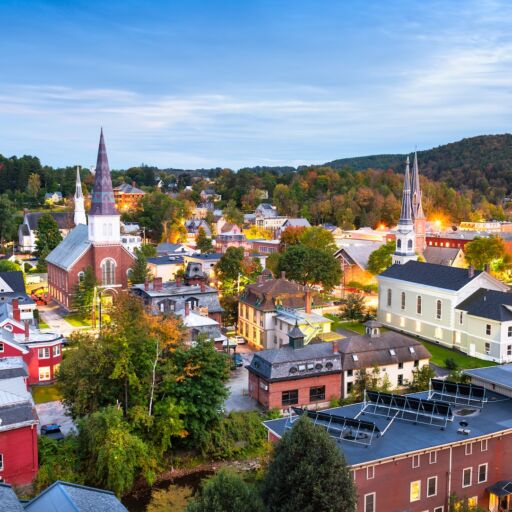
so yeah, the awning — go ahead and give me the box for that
[487,480,512,497]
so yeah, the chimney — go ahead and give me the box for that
[305,288,312,314]
[185,302,190,316]
[12,299,20,322]
[24,319,30,341]
[144,278,149,291]
[257,275,264,285]
[281,271,286,279]
[176,276,182,286]
[132,180,136,188]
[332,341,339,354]
[484,264,490,273]
[200,281,206,293]
[154,277,163,291]
[468,265,475,278]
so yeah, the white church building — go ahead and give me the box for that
[377,154,512,363]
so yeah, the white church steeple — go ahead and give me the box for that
[74,167,87,226]
[393,156,417,265]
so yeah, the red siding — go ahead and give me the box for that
[0,425,38,486]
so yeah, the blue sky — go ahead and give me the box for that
[1,0,512,169]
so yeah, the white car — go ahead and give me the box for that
[233,335,246,345]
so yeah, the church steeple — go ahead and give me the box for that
[73,167,87,226]
[393,156,417,265]
[411,150,426,254]
[88,129,121,244]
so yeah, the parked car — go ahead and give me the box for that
[40,424,64,440]
[233,335,246,345]
[231,353,244,368]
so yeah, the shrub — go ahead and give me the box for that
[445,358,458,370]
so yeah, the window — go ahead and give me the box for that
[417,295,422,314]
[436,300,442,319]
[508,325,512,337]
[298,364,306,371]
[366,466,375,480]
[347,382,353,394]
[281,390,298,406]
[430,451,437,464]
[412,454,420,468]
[478,463,488,483]
[468,497,478,507]
[397,374,404,386]
[414,360,419,367]
[387,289,392,307]
[462,467,472,488]
[434,508,444,512]
[481,439,488,452]
[465,443,472,456]
[508,345,512,357]
[485,342,490,355]
[364,493,375,512]
[407,239,413,250]
[38,347,50,359]
[398,362,403,369]
[101,258,116,286]
[353,354,359,361]
[77,271,84,283]
[39,367,51,381]
[53,345,61,357]
[397,239,402,250]
[401,292,406,310]
[347,369,353,377]
[306,363,314,370]
[389,349,396,356]
[486,324,491,336]
[309,386,325,402]
[410,480,421,502]
[0,343,3,353]
[0,453,3,471]
[460,311,463,324]
[427,476,437,497]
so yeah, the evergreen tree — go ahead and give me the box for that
[129,247,151,284]
[72,266,97,317]
[186,469,265,512]
[35,214,62,271]
[262,416,357,512]
[196,227,214,253]
[343,292,366,320]
[0,195,20,247]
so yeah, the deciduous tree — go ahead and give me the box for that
[129,247,151,284]
[367,240,395,275]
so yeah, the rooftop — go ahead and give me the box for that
[379,260,483,291]
[465,365,512,392]
[264,389,512,467]
[423,246,462,266]
[0,484,24,511]
[456,288,512,322]
[24,211,74,231]
[45,224,91,271]
[147,255,184,265]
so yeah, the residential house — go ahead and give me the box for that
[0,272,36,322]
[184,219,212,245]
[255,203,278,219]
[113,182,145,211]
[18,212,75,252]
[156,242,195,257]
[147,255,184,282]
[250,239,280,255]
[334,240,385,286]
[176,303,226,344]
[199,188,221,202]
[183,253,222,279]
[423,246,465,267]
[44,191,63,204]
[276,218,311,238]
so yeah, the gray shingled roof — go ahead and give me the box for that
[45,224,91,271]
[0,484,24,511]
[335,241,385,270]
[114,183,145,194]
[247,343,341,382]
[423,246,462,266]
[456,288,512,322]
[379,260,482,290]
[25,212,75,231]
[24,481,128,512]
[0,402,36,430]
[0,357,28,381]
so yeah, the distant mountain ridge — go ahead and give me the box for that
[324,134,512,200]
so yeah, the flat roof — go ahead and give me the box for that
[465,365,512,391]
[264,390,512,467]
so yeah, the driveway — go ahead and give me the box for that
[38,302,86,336]
[224,349,261,413]
[36,400,76,435]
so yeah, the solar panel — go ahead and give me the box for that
[287,407,381,446]
[429,379,487,408]
[363,391,453,429]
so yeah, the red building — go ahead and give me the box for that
[46,130,134,310]
[264,373,512,512]
[0,358,38,486]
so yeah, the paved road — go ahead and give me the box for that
[38,302,88,337]
[224,350,261,413]
[36,401,76,435]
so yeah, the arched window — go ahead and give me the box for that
[387,288,392,307]
[407,239,413,250]
[77,271,85,283]
[397,239,402,250]
[436,300,442,320]
[401,291,406,310]
[417,295,422,314]
[101,258,116,286]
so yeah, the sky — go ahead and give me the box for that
[1,0,512,169]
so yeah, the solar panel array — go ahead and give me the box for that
[429,379,487,408]
[362,391,454,429]
[285,407,381,446]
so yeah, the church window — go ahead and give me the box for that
[401,292,406,310]
[77,271,85,283]
[416,295,422,314]
[101,258,116,286]
[397,239,402,250]
[387,289,392,307]
[436,300,442,320]
[407,239,413,250]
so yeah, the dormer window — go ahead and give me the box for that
[353,354,359,361]
[409,347,415,354]
[389,349,396,356]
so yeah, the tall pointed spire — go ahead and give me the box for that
[399,156,413,225]
[411,151,425,220]
[89,129,118,216]
[74,166,87,226]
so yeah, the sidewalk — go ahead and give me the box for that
[38,302,89,336]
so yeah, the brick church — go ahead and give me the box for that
[47,130,135,309]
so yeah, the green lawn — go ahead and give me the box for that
[32,384,62,404]
[420,340,496,370]
[64,313,91,327]
[39,321,50,329]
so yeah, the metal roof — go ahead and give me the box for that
[45,224,91,271]
[465,365,512,391]
[0,484,24,511]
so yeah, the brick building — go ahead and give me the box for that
[46,130,135,310]
[265,372,512,511]
[113,182,145,211]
